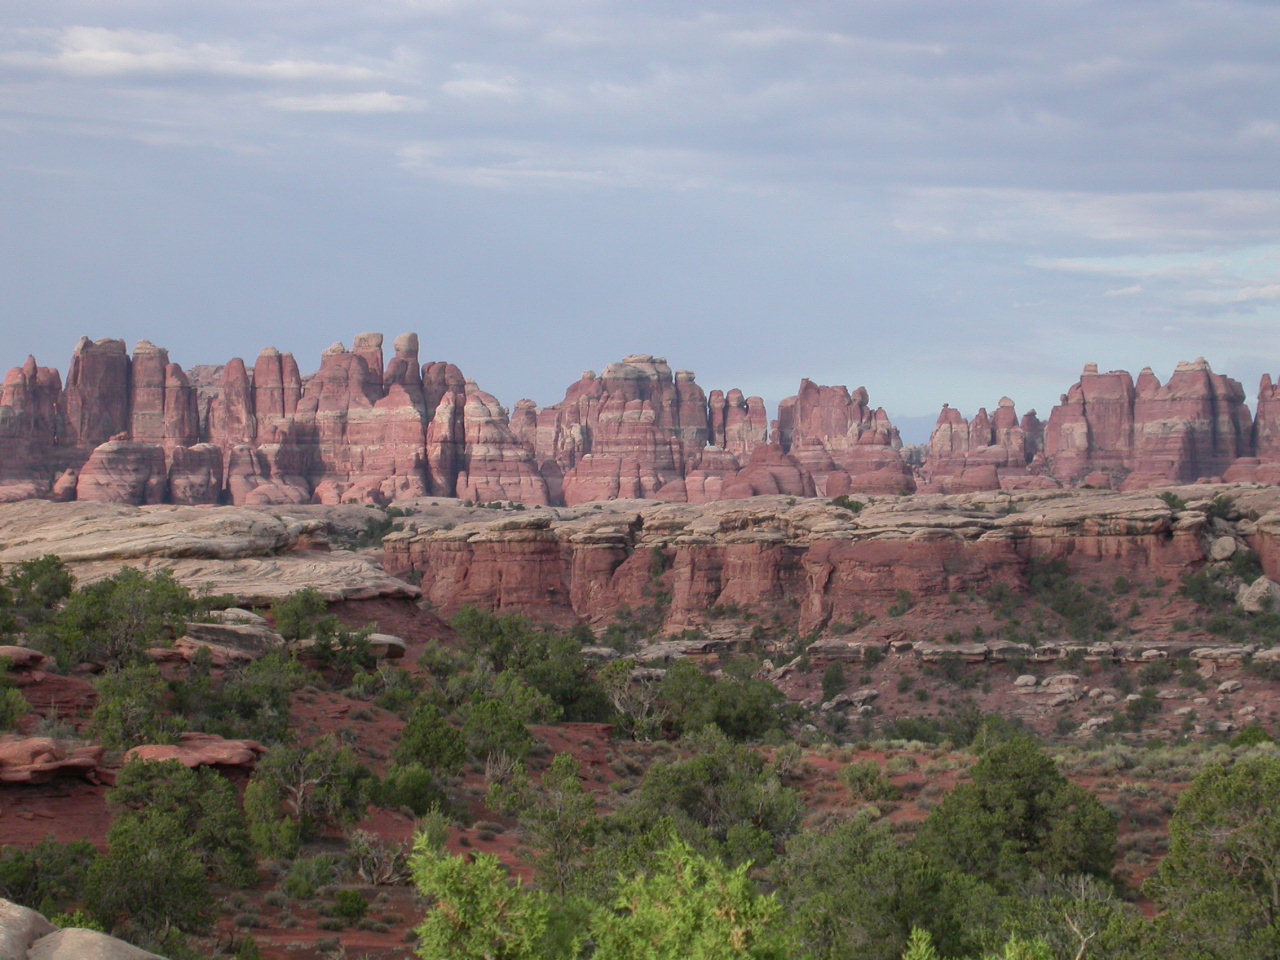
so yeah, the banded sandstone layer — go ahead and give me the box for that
[383,483,1280,639]
[3,334,1279,507]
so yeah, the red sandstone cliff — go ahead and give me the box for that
[382,485,1271,635]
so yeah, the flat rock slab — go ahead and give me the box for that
[0,501,419,605]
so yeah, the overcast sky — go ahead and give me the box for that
[2,0,1277,441]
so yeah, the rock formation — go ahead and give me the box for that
[773,379,910,495]
[1041,360,1253,489]
[385,482,1278,635]
[0,899,168,960]
[921,398,1047,493]
[0,500,420,604]
[5,335,1280,506]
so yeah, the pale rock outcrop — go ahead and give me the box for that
[0,737,105,784]
[0,500,419,605]
[125,732,266,769]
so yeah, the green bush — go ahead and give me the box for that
[0,555,74,636]
[449,607,610,721]
[245,736,373,853]
[461,697,534,760]
[1180,570,1234,609]
[0,836,97,915]
[171,649,311,744]
[109,758,257,886]
[379,762,451,815]
[272,588,329,643]
[282,854,338,899]
[840,760,900,802]
[821,662,846,702]
[913,737,1115,890]
[610,726,802,868]
[658,660,786,742]
[90,664,182,749]
[50,567,198,668]
[333,889,368,923]
[84,808,213,937]
[395,701,466,772]
[0,685,28,731]
[1231,724,1275,747]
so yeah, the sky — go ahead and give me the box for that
[2,0,1278,443]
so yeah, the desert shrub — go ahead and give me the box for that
[1025,558,1117,638]
[0,555,75,636]
[84,808,213,937]
[1158,491,1188,511]
[607,726,802,868]
[49,568,199,668]
[1230,549,1265,582]
[0,836,97,915]
[657,659,786,741]
[347,829,411,886]
[840,760,900,802]
[90,663,183,749]
[109,758,256,885]
[394,701,466,773]
[172,649,311,744]
[0,685,28,731]
[1138,659,1175,686]
[821,662,846,701]
[282,854,338,899]
[1207,493,1237,520]
[272,588,329,642]
[777,817,1001,960]
[1231,724,1275,748]
[378,762,451,816]
[449,607,610,721]
[913,737,1115,890]
[461,696,535,761]
[831,496,865,513]
[245,736,373,855]
[1180,570,1234,609]
[333,889,368,923]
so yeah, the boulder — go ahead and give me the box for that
[0,900,56,960]
[0,737,105,784]
[29,927,168,960]
[0,646,50,670]
[1238,577,1280,614]
[125,732,266,769]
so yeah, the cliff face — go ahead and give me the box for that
[384,484,1280,634]
[2,335,1279,506]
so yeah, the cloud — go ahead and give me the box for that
[441,76,521,100]
[268,91,425,113]
[1032,243,1280,318]
[397,139,722,190]
[893,189,1280,250]
[3,26,382,82]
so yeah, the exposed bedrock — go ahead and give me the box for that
[385,484,1276,634]
[4,335,1280,506]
